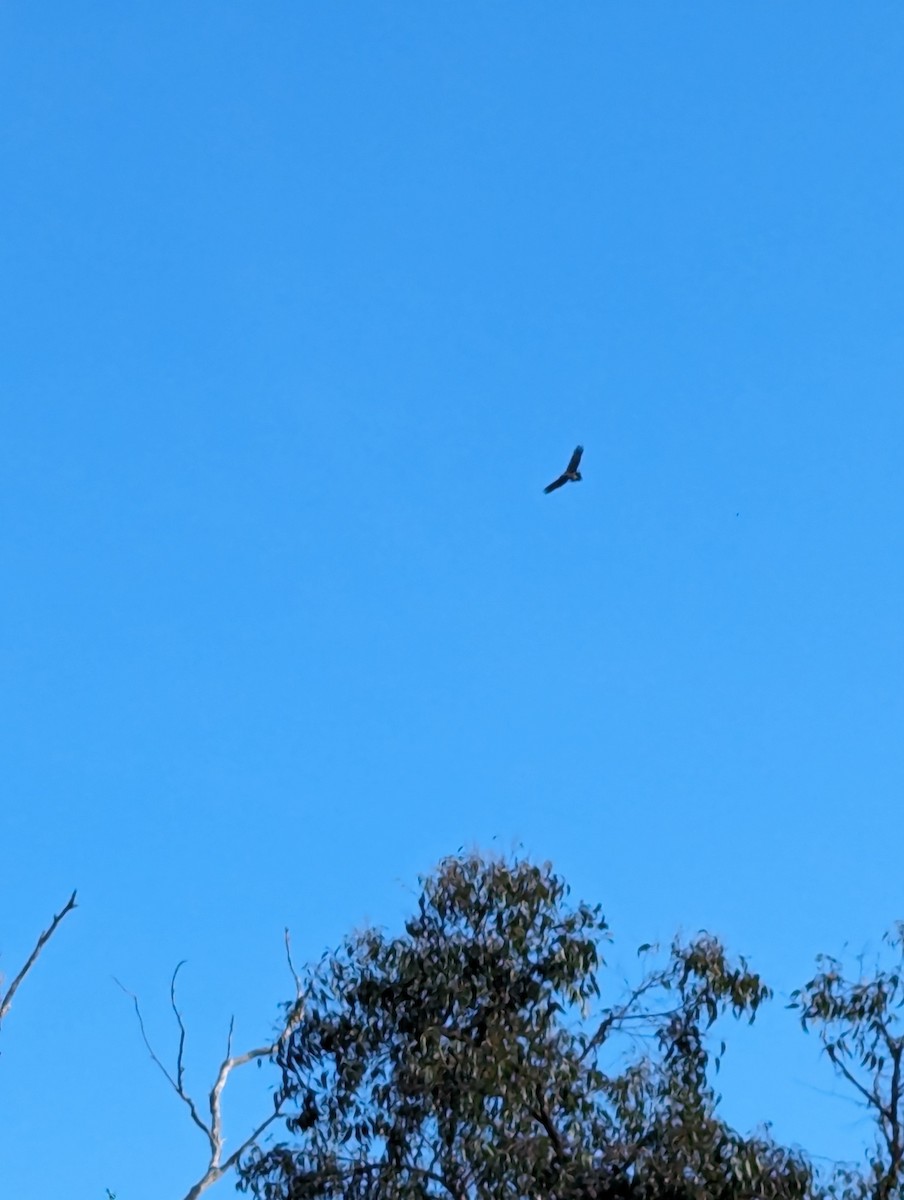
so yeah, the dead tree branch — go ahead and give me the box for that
[0,890,77,1031]
[119,933,305,1200]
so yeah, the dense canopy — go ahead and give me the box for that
[237,853,902,1200]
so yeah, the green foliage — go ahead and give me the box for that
[239,852,833,1200]
[790,925,904,1200]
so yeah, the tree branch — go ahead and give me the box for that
[530,1093,566,1165]
[120,932,306,1200]
[207,1039,276,1166]
[579,976,663,1063]
[0,890,77,1030]
[887,1039,902,1190]
[284,927,302,996]
[170,961,190,1099]
[826,1044,893,1125]
[113,973,213,1151]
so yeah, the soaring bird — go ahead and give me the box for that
[544,445,584,494]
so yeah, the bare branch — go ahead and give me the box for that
[208,1039,276,1165]
[114,975,213,1150]
[113,976,179,1092]
[177,1035,288,1200]
[122,935,310,1200]
[0,890,77,1030]
[284,927,302,996]
[170,961,189,1098]
[219,1107,284,1176]
[273,927,307,1054]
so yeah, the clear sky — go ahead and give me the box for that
[2,4,903,1197]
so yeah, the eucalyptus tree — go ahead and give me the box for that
[239,854,820,1200]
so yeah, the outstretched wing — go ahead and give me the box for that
[544,474,568,494]
[566,445,584,474]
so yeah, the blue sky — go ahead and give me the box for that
[2,3,903,1196]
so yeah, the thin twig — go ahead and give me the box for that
[219,1107,283,1174]
[0,890,77,1029]
[113,975,213,1150]
[113,976,179,1092]
[171,961,189,1096]
[278,927,307,1044]
[826,1045,892,1124]
[284,928,302,996]
[579,976,662,1063]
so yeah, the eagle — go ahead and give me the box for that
[543,445,584,494]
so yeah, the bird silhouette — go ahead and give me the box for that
[544,445,584,494]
